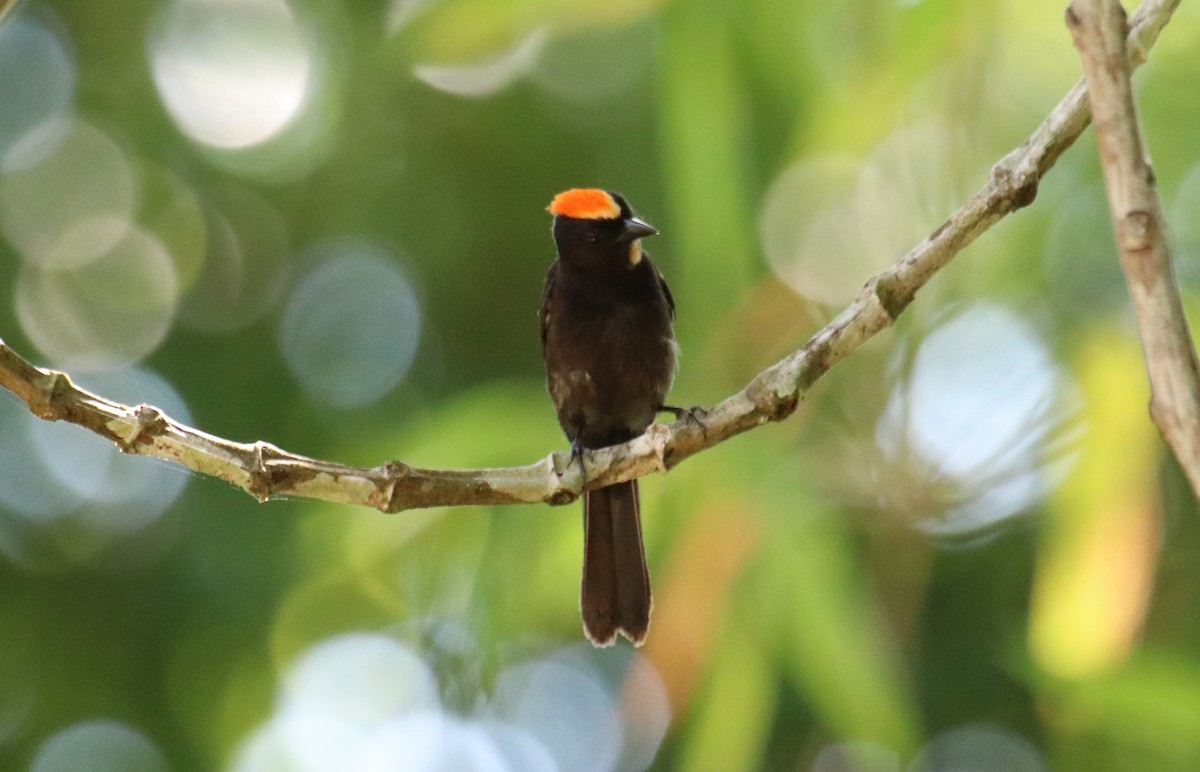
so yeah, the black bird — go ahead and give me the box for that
[539,188,678,646]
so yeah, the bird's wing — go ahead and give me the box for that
[653,261,675,321]
[539,260,560,350]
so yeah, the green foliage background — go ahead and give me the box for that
[2,0,1200,769]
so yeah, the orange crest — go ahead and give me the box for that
[547,189,621,220]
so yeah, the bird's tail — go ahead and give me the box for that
[581,480,651,646]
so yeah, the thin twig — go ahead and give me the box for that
[0,0,1183,513]
[1067,0,1200,497]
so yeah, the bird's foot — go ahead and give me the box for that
[659,404,709,439]
[569,441,588,476]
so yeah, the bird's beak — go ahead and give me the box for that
[618,217,658,243]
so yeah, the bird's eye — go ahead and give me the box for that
[584,230,600,245]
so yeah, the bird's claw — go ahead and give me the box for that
[660,404,709,439]
[569,441,588,476]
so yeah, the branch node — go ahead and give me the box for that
[1012,176,1040,210]
[32,370,73,420]
[381,459,413,477]
[1118,209,1154,255]
[990,162,1039,210]
[774,394,800,421]
[116,404,168,452]
[872,274,914,322]
[745,369,802,430]
[549,449,575,479]
[375,459,412,510]
[1127,35,1149,66]
[248,441,280,503]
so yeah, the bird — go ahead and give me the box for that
[539,188,678,646]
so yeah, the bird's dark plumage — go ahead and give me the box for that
[539,188,677,646]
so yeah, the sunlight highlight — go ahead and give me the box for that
[177,185,289,333]
[0,11,75,172]
[875,304,1080,537]
[15,228,179,372]
[0,368,192,569]
[0,120,136,270]
[149,0,313,149]
[415,27,548,97]
[279,240,423,408]
[233,634,668,771]
[30,720,167,772]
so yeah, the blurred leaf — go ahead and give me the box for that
[677,627,776,772]
[658,1,756,333]
[1030,328,1161,679]
[165,624,274,766]
[757,482,920,753]
[643,499,762,712]
[1044,652,1200,769]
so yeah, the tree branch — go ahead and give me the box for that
[1067,0,1200,497]
[0,0,1182,513]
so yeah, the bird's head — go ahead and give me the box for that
[547,188,658,271]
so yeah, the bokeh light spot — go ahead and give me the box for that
[489,658,622,772]
[762,124,965,306]
[0,367,192,568]
[550,643,671,771]
[0,402,86,523]
[178,185,289,333]
[760,155,907,305]
[33,368,192,517]
[30,720,168,772]
[385,0,437,34]
[0,11,75,171]
[280,240,422,407]
[911,724,1045,772]
[139,163,208,293]
[415,27,548,97]
[234,634,443,772]
[15,227,179,372]
[812,740,901,772]
[234,635,665,770]
[478,721,557,772]
[876,304,1078,536]
[149,0,312,149]
[351,713,513,771]
[282,634,439,722]
[0,120,136,269]
[617,653,671,771]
